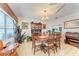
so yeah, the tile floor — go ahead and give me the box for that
[16,39,79,56]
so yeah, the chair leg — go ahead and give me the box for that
[52,46,55,53]
[32,42,34,50]
[56,46,57,52]
[47,47,50,56]
[59,41,61,49]
[55,44,58,52]
[33,46,36,55]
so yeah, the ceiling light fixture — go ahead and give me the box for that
[41,8,49,21]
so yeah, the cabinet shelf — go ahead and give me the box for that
[31,22,42,36]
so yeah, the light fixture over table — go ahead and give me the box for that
[41,8,49,20]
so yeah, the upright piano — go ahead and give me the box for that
[65,32,79,48]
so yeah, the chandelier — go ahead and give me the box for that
[41,9,48,20]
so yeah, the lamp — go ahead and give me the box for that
[41,9,48,20]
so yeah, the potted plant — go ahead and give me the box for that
[26,36,32,42]
[15,26,27,44]
[18,33,27,44]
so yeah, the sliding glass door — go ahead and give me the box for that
[0,11,6,41]
[6,15,15,39]
[0,10,16,42]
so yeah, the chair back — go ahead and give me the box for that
[47,35,54,44]
[53,32,61,40]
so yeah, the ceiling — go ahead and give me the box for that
[8,3,79,20]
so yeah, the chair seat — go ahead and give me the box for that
[43,42,54,46]
[35,42,42,45]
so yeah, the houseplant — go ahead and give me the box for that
[26,36,32,42]
[15,26,27,44]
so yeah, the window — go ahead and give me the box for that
[0,29,5,41]
[6,16,15,39]
[0,10,16,42]
[0,11,5,28]
[6,16,14,28]
[0,11,6,41]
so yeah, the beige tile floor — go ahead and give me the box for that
[16,39,79,56]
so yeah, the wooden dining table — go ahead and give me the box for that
[38,35,48,41]
[33,32,61,55]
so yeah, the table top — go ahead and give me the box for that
[38,35,48,39]
[37,35,48,41]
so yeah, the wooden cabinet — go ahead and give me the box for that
[65,32,79,48]
[31,22,42,36]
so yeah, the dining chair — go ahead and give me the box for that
[43,35,55,56]
[53,32,61,51]
[32,35,42,54]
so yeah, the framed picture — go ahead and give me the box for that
[43,24,46,29]
[64,19,79,29]
[52,25,62,32]
[22,22,28,29]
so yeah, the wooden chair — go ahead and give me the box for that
[43,35,55,56]
[32,36,42,54]
[53,32,61,51]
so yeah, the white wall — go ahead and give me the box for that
[47,11,79,39]
[18,18,31,36]
[18,17,48,36]
[18,11,79,37]
[49,11,79,32]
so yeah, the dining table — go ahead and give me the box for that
[38,35,48,41]
[33,33,61,55]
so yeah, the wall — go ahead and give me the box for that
[47,11,79,39]
[18,17,48,36]
[18,11,79,37]
[50,12,79,31]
